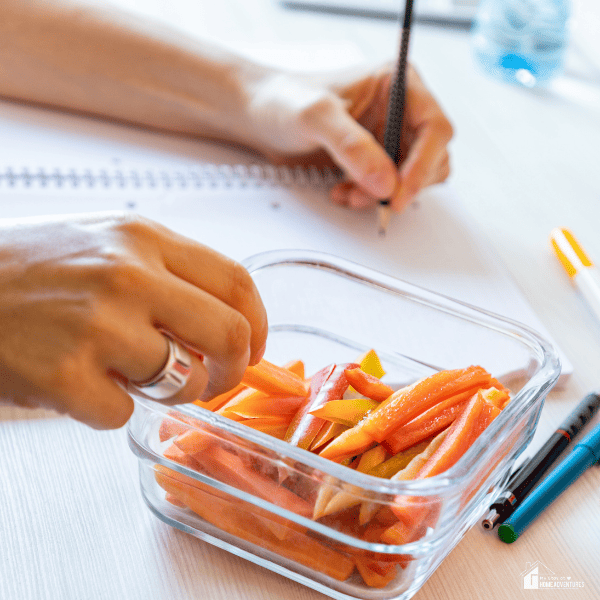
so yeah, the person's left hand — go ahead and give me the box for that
[247,64,453,213]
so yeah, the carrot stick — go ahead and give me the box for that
[224,395,306,419]
[158,410,203,442]
[319,366,492,460]
[283,359,305,379]
[238,416,291,439]
[173,427,214,456]
[355,557,397,588]
[194,445,313,518]
[343,368,394,401]
[309,421,348,452]
[362,366,492,442]
[309,397,380,427]
[194,382,246,412]
[286,363,357,451]
[242,359,309,397]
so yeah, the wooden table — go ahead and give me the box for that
[1,1,599,598]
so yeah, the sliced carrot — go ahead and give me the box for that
[163,443,202,470]
[391,390,499,528]
[155,465,356,575]
[318,426,375,462]
[224,395,306,419]
[415,391,486,479]
[283,358,305,379]
[194,382,246,412]
[355,557,397,588]
[343,368,394,402]
[286,363,357,451]
[368,438,433,479]
[309,397,380,427]
[158,410,202,442]
[195,445,313,518]
[363,366,493,442]
[173,427,214,456]
[238,416,291,439]
[320,366,492,460]
[382,388,475,455]
[242,359,309,398]
[309,421,348,451]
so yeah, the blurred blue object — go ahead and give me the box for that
[471,0,570,86]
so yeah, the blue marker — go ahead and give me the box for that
[498,420,600,543]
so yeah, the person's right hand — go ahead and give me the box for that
[0,212,268,429]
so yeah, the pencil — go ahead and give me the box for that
[379,0,415,236]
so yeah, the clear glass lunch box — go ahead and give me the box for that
[127,250,560,600]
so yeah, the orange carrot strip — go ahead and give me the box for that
[163,443,202,470]
[414,392,485,480]
[363,366,493,442]
[383,388,476,454]
[242,359,309,398]
[318,426,375,462]
[173,427,213,456]
[320,366,492,460]
[195,445,313,518]
[283,359,305,379]
[158,410,203,442]
[238,416,291,439]
[355,558,397,588]
[194,382,246,412]
[225,395,306,419]
[286,363,357,451]
[309,397,380,427]
[309,421,348,451]
[343,368,394,402]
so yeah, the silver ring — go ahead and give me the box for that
[129,335,192,400]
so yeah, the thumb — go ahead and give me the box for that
[301,96,398,199]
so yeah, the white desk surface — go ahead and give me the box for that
[1,1,600,599]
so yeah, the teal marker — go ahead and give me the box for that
[498,421,600,543]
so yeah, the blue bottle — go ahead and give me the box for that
[471,0,570,87]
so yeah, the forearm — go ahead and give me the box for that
[0,0,273,148]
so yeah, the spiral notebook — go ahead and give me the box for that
[0,99,572,383]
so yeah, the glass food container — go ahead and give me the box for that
[128,250,561,600]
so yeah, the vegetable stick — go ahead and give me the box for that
[309,422,347,452]
[155,465,355,579]
[343,368,394,402]
[309,397,380,427]
[319,366,492,460]
[362,366,493,442]
[158,410,203,442]
[286,363,357,451]
[173,427,214,456]
[242,359,309,398]
[383,391,473,455]
[238,416,290,439]
[320,446,387,517]
[194,382,246,412]
[283,359,305,379]
[224,395,306,419]
[355,558,397,588]
[194,445,313,518]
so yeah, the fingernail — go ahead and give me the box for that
[363,169,396,198]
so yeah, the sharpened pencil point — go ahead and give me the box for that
[377,203,392,236]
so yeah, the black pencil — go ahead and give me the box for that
[378,0,415,236]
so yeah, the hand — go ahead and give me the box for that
[247,64,453,213]
[0,213,268,429]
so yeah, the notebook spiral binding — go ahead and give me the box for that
[0,163,342,190]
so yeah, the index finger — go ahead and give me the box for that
[131,219,268,366]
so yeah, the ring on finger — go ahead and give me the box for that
[129,334,192,400]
